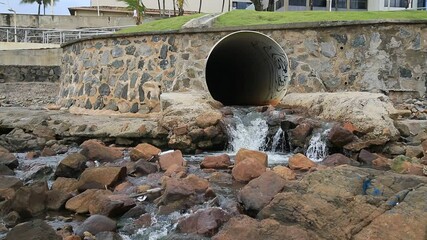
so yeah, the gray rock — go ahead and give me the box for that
[112,46,124,58]
[75,214,117,237]
[5,219,61,240]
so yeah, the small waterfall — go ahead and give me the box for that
[306,129,329,162]
[227,110,269,152]
[271,128,284,152]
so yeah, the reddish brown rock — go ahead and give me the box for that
[196,111,222,128]
[129,159,158,177]
[65,189,112,214]
[372,156,392,170]
[288,153,316,171]
[54,153,87,179]
[5,219,61,240]
[290,123,313,146]
[89,194,136,217]
[51,177,79,193]
[80,139,122,162]
[327,124,355,147]
[0,176,23,191]
[78,166,127,189]
[75,215,117,237]
[0,147,18,170]
[232,158,266,182]
[238,171,286,213]
[32,126,56,141]
[176,208,231,236]
[358,149,378,165]
[46,190,73,210]
[40,147,56,157]
[322,153,359,166]
[212,215,318,240]
[129,143,161,161]
[405,145,424,158]
[272,165,296,180]
[158,150,185,171]
[164,164,187,178]
[12,181,48,217]
[209,172,232,184]
[201,154,232,169]
[235,148,268,167]
[25,151,40,160]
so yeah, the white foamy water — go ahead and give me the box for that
[305,130,329,162]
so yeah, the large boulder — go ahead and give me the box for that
[129,143,161,161]
[321,153,359,166]
[46,190,73,211]
[272,165,296,180]
[54,153,87,179]
[231,158,266,182]
[176,208,231,237]
[290,122,313,147]
[11,181,48,218]
[237,171,286,214]
[77,166,127,190]
[65,189,112,214]
[235,148,268,167]
[5,219,61,240]
[195,111,222,128]
[128,159,158,177]
[212,215,319,240]
[288,153,316,171]
[80,139,123,162]
[258,165,427,240]
[200,154,231,169]
[89,194,136,217]
[158,150,185,171]
[75,214,117,237]
[51,177,79,193]
[282,92,400,151]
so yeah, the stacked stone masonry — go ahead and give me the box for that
[59,22,427,113]
[0,66,61,83]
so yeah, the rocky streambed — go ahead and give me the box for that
[0,91,426,240]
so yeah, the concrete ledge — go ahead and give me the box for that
[61,19,427,48]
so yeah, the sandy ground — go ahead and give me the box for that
[0,82,59,108]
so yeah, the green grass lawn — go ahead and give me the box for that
[118,10,427,33]
[118,13,204,33]
[214,10,427,27]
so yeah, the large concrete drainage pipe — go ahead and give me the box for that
[206,31,289,106]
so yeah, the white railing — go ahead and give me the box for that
[0,25,133,44]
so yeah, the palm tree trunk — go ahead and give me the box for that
[228,0,231,11]
[221,0,225,12]
[162,0,166,16]
[157,0,161,16]
[198,0,202,13]
[335,0,338,10]
[37,3,41,16]
[173,0,176,16]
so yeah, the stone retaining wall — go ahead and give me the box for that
[59,21,427,113]
[0,66,61,83]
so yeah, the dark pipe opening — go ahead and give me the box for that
[206,31,289,106]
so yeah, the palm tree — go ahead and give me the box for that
[221,0,225,12]
[118,0,145,25]
[157,0,162,16]
[20,0,43,16]
[173,0,176,15]
[177,0,184,15]
[250,0,263,11]
[42,0,58,15]
[198,0,202,13]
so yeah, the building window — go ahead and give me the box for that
[418,0,426,8]
[232,1,252,9]
[276,0,285,9]
[313,0,327,7]
[384,0,407,7]
[289,0,306,6]
[332,0,347,8]
[350,0,367,9]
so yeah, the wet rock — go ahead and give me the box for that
[46,189,73,210]
[129,143,161,161]
[327,124,355,147]
[120,205,146,219]
[158,174,209,214]
[129,159,158,177]
[95,231,123,240]
[195,111,222,128]
[0,146,18,170]
[209,172,232,184]
[32,125,56,141]
[235,148,268,167]
[78,166,127,190]
[321,153,359,166]
[200,154,231,169]
[80,139,123,162]
[288,153,316,171]
[0,164,14,175]
[75,214,117,237]
[176,208,231,237]
[25,151,40,159]
[164,163,187,178]
[12,181,48,218]
[212,215,319,240]
[158,150,185,171]
[358,149,377,164]
[41,147,56,157]
[290,123,313,147]
[51,177,79,193]
[4,211,20,228]
[54,153,87,179]
[65,189,112,214]
[0,176,23,201]
[232,158,266,182]
[5,219,61,240]
[21,164,53,182]
[89,194,136,217]
[258,165,427,240]
[272,165,296,180]
[237,171,286,214]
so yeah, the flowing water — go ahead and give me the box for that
[305,129,330,162]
